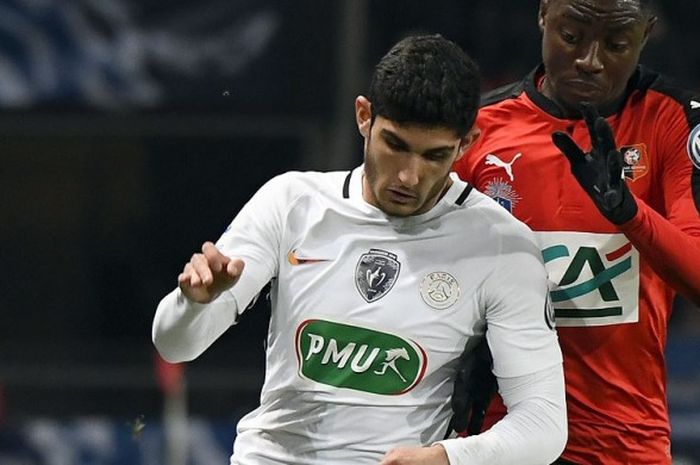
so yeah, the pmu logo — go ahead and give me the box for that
[542,242,633,320]
[295,319,427,395]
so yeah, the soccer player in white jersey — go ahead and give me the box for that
[152,34,567,465]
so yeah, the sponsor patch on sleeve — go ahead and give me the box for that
[687,124,700,170]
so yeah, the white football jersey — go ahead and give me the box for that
[210,167,561,465]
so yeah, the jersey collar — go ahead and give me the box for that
[344,166,472,220]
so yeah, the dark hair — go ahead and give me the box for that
[368,34,481,137]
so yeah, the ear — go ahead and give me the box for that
[455,125,481,163]
[640,14,658,48]
[538,0,549,33]
[355,96,372,138]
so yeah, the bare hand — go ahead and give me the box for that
[178,241,244,303]
[379,445,449,465]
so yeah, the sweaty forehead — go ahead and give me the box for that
[554,0,645,24]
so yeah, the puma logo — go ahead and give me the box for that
[485,153,522,181]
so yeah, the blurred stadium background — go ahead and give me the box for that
[1,1,699,464]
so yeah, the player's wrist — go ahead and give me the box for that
[601,184,638,225]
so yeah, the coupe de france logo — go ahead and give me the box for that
[355,249,401,303]
[688,124,700,170]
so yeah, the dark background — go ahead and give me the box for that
[1,0,699,462]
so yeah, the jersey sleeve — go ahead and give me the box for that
[216,173,293,313]
[482,218,563,378]
[152,174,294,362]
[437,364,566,465]
[620,96,700,304]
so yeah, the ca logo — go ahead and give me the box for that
[543,243,632,318]
[536,232,640,327]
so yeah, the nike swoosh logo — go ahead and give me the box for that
[691,100,700,109]
[287,249,331,265]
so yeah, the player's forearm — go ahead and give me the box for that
[437,364,567,465]
[152,288,238,363]
[620,198,700,305]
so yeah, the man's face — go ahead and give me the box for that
[539,0,656,115]
[355,98,470,217]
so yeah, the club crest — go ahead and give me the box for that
[355,249,401,302]
[620,143,649,181]
[420,271,460,310]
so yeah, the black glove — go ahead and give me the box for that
[447,338,497,436]
[551,103,638,225]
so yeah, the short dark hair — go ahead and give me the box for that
[368,34,481,137]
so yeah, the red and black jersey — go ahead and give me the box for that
[454,65,700,465]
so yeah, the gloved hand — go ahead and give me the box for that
[448,338,497,436]
[551,103,638,225]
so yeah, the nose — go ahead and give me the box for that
[397,156,420,187]
[575,41,604,74]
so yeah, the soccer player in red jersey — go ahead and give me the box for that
[453,0,700,463]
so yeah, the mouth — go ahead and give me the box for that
[565,79,605,97]
[386,187,418,204]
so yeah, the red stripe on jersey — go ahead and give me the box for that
[605,241,632,261]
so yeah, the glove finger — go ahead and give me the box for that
[448,415,468,436]
[580,102,600,138]
[467,406,488,436]
[449,365,473,434]
[594,116,617,155]
[552,131,585,166]
[451,373,472,413]
[607,148,623,190]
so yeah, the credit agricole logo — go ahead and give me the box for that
[295,319,427,395]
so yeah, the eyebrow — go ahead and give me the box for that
[380,129,409,149]
[379,129,457,156]
[563,11,593,24]
[562,10,640,28]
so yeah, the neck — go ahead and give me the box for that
[540,76,580,119]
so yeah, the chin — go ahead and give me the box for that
[386,208,413,218]
[564,91,614,111]
[381,203,415,218]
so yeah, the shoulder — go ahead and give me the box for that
[480,79,527,108]
[259,170,350,201]
[452,189,545,280]
[245,171,351,216]
[632,66,700,127]
[475,76,532,130]
[462,188,538,245]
